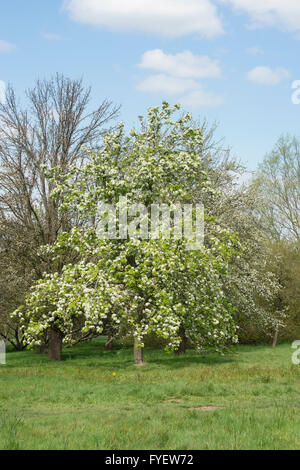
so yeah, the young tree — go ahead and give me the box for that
[16,103,240,363]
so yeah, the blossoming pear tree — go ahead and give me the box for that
[13,103,241,363]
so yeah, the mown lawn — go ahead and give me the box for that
[0,339,299,450]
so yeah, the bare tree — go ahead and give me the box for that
[252,135,300,241]
[0,74,120,357]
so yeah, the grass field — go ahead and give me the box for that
[0,339,299,450]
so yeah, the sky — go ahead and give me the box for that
[1,0,300,169]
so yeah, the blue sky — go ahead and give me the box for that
[1,0,300,169]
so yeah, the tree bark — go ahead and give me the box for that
[174,327,187,355]
[38,343,48,354]
[48,325,63,361]
[272,326,279,348]
[134,339,144,366]
[105,336,113,351]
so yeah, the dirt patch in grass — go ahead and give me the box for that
[188,406,223,412]
[165,398,185,403]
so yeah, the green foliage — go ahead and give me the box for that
[249,135,300,341]
[267,240,300,342]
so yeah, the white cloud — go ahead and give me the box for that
[0,40,16,53]
[179,88,224,108]
[137,48,224,108]
[139,49,221,79]
[136,74,223,108]
[0,81,5,104]
[246,66,290,85]
[137,74,200,95]
[223,1,300,33]
[63,0,224,38]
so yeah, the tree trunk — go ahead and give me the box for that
[105,336,113,351]
[174,327,187,355]
[38,343,48,354]
[48,325,63,361]
[134,339,144,366]
[272,326,279,348]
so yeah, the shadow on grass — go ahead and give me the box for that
[7,337,275,370]
[145,350,238,369]
[59,340,239,370]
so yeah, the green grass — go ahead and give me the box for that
[0,339,299,450]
